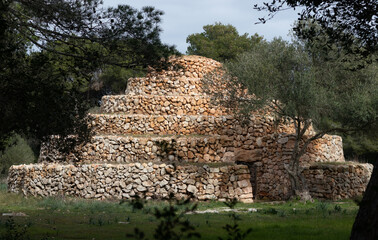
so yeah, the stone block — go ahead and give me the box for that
[237,180,250,188]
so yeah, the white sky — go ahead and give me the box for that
[103,0,302,53]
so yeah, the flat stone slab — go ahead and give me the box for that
[187,207,258,214]
[2,212,28,217]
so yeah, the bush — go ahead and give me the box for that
[220,199,252,240]
[0,217,30,240]
[263,208,278,215]
[334,204,342,212]
[125,194,200,240]
[0,134,36,176]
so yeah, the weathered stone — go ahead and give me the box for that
[187,185,198,193]
[137,185,147,192]
[159,179,168,187]
[157,116,165,123]
[187,151,195,159]
[237,180,250,188]
[277,137,289,144]
[140,175,148,181]
[222,152,235,162]
[186,179,196,185]
[105,177,111,184]
[9,55,368,204]
[142,181,153,187]
[256,137,262,147]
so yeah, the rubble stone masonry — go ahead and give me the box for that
[8,163,253,202]
[7,55,372,201]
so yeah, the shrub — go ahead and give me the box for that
[264,208,278,215]
[219,199,252,240]
[334,204,342,213]
[125,194,200,240]
[0,134,36,176]
[0,217,30,240]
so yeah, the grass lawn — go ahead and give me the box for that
[0,182,359,240]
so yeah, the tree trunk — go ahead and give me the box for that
[285,123,313,202]
[285,160,312,202]
[350,161,378,240]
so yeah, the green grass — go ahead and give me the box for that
[0,182,359,240]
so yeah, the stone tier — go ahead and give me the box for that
[39,133,344,168]
[231,134,345,164]
[40,135,226,163]
[8,161,371,202]
[88,113,290,136]
[303,163,373,200]
[147,55,222,79]
[100,95,225,115]
[238,134,345,200]
[7,163,253,202]
[241,159,371,201]
[126,77,205,96]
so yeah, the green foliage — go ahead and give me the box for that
[210,36,377,197]
[263,208,278,215]
[126,197,252,240]
[128,195,147,212]
[0,1,178,152]
[186,23,263,62]
[294,21,378,160]
[0,187,361,240]
[254,1,377,56]
[342,121,378,162]
[278,210,287,218]
[224,37,377,131]
[315,201,329,212]
[334,205,342,213]
[224,38,318,120]
[0,134,35,176]
[0,217,30,240]
[219,199,252,240]
[126,193,200,240]
[98,65,146,94]
[0,47,95,156]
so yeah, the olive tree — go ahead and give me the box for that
[254,1,377,237]
[208,38,377,200]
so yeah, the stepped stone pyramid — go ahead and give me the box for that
[8,56,372,201]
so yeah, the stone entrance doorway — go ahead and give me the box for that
[237,161,258,199]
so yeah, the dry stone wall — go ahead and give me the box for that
[304,163,373,200]
[8,55,371,202]
[248,158,372,200]
[233,134,346,200]
[101,95,225,115]
[39,133,343,166]
[79,135,225,163]
[8,163,253,202]
[148,55,222,79]
[88,113,290,136]
[40,135,225,163]
[126,77,205,96]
